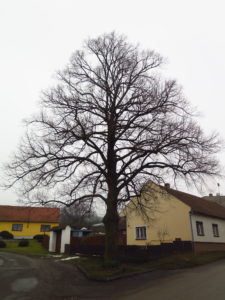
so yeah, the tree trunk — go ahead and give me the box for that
[104,113,119,267]
[103,197,119,267]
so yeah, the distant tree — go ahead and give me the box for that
[4,32,221,266]
[60,202,102,228]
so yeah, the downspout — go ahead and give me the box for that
[189,210,195,254]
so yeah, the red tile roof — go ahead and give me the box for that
[0,205,60,223]
[165,188,225,220]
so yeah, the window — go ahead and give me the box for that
[72,231,83,237]
[12,224,23,231]
[196,221,204,236]
[136,226,147,240]
[40,225,51,232]
[212,224,219,237]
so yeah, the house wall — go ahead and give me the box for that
[191,214,225,243]
[0,221,59,238]
[126,184,192,245]
[60,226,71,253]
[49,231,57,252]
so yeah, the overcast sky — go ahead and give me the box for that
[0,0,225,205]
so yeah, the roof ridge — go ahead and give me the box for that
[0,204,59,209]
[167,187,225,206]
[167,187,211,201]
[0,205,60,222]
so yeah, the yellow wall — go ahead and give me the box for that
[126,183,192,245]
[0,221,59,238]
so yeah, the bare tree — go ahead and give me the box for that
[4,32,221,266]
[60,202,101,228]
[157,226,169,243]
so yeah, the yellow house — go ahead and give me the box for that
[125,182,225,253]
[0,205,60,239]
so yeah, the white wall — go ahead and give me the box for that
[49,231,57,252]
[191,214,225,243]
[60,225,71,253]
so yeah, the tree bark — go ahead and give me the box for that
[103,193,119,267]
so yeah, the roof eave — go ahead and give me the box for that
[191,210,225,221]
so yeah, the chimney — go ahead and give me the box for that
[165,183,170,189]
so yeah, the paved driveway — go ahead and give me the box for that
[1,252,225,300]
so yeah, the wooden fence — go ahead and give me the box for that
[41,235,50,249]
[65,234,126,255]
[70,234,126,246]
[119,241,192,261]
[65,237,192,259]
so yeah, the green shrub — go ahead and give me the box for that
[18,240,29,247]
[0,231,14,239]
[0,240,6,248]
[33,234,44,241]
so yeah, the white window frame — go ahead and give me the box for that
[135,226,147,240]
[12,224,23,231]
[212,224,219,237]
[196,221,204,236]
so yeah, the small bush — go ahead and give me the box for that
[33,234,44,241]
[0,240,6,248]
[18,240,29,247]
[0,231,14,239]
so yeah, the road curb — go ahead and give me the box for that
[76,264,155,282]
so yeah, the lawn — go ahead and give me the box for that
[151,251,225,269]
[0,239,49,255]
[72,251,225,280]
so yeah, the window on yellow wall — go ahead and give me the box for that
[12,224,23,231]
[136,226,147,240]
[40,225,51,232]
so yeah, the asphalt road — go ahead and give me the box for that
[0,251,91,300]
[1,252,225,300]
[118,260,225,300]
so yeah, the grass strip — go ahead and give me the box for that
[0,240,49,255]
[71,251,225,280]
